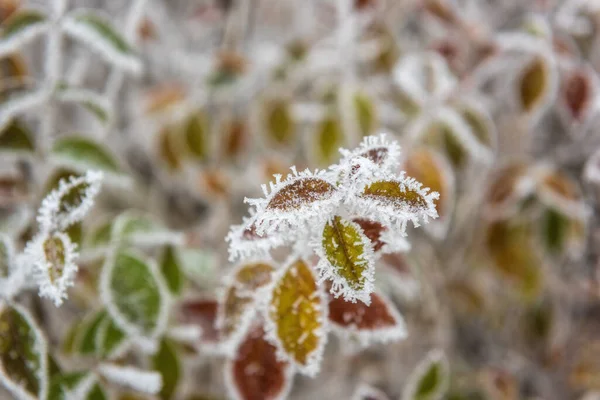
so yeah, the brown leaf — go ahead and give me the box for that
[179,298,220,344]
[226,324,292,400]
[267,177,336,212]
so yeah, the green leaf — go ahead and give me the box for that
[264,99,295,147]
[62,11,141,74]
[112,211,182,247]
[313,114,344,166]
[48,372,86,400]
[319,215,374,303]
[0,120,34,153]
[159,245,184,295]
[103,251,167,337]
[79,311,107,355]
[402,350,449,400]
[353,92,377,136]
[2,9,46,40]
[0,303,48,400]
[183,111,209,161]
[152,339,180,400]
[486,220,542,299]
[52,136,121,175]
[541,208,569,254]
[95,314,126,357]
[0,235,12,278]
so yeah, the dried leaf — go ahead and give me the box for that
[265,258,326,376]
[0,303,48,400]
[402,350,449,400]
[328,291,406,346]
[317,215,375,303]
[225,324,292,400]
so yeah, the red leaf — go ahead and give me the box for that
[179,298,220,343]
[353,218,386,252]
[226,324,293,400]
[328,291,406,346]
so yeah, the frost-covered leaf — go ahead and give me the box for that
[37,170,103,231]
[78,310,107,355]
[0,303,48,400]
[226,216,285,262]
[328,291,406,346]
[316,215,375,304]
[217,261,275,352]
[312,114,345,166]
[62,10,142,74]
[111,211,183,247]
[51,136,121,177]
[558,66,597,128]
[486,220,542,299]
[225,324,293,400]
[246,169,339,234]
[55,86,112,124]
[339,133,401,173]
[483,162,534,220]
[535,168,587,219]
[95,313,126,358]
[0,88,47,131]
[97,364,162,395]
[100,250,169,339]
[358,176,439,227]
[152,338,180,400]
[0,120,34,154]
[352,218,386,253]
[25,231,79,307]
[401,349,449,400]
[159,245,184,295]
[0,9,49,56]
[518,56,554,115]
[263,98,296,148]
[403,148,454,238]
[48,372,107,400]
[457,103,497,155]
[178,298,220,348]
[265,258,326,376]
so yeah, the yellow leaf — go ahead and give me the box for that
[353,92,377,137]
[264,99,295,147]
[318,215,375,303]
[313,115,344,166]
[266,258,325,376]
[520,57,549,113]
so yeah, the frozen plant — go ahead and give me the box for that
[219,133,438,392]
[228,132,439,304]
